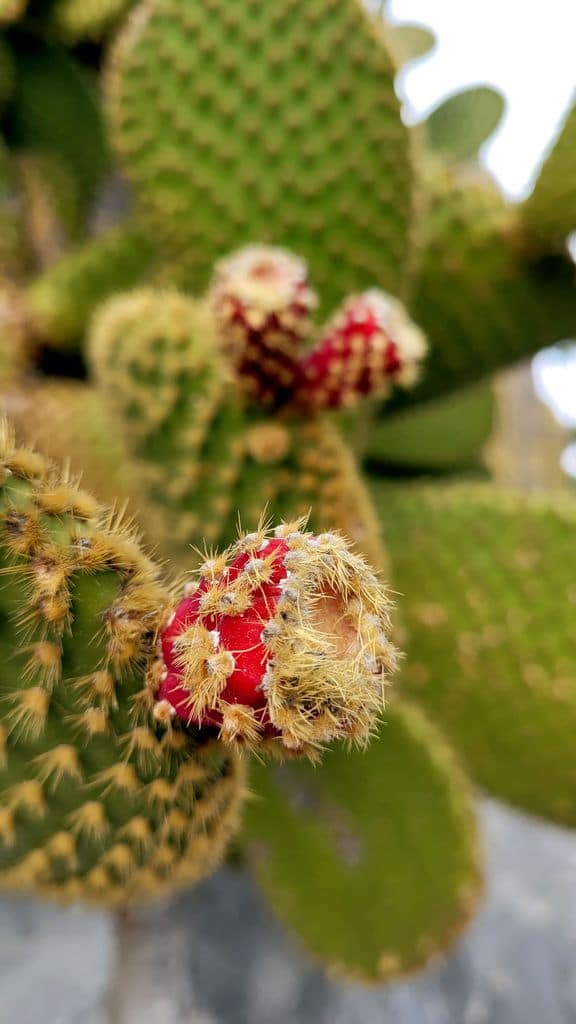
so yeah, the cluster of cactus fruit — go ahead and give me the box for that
[0,0,574,984]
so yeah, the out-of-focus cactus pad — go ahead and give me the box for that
[379,482,576,826]
[245,701,481,980]
[106,0,414,310]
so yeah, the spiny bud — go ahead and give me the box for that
[208,245,318,406]
[157,522,399,758]
[296,290,427,411]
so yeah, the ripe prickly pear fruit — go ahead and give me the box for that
[297,290,427,411]
[208,245,317,406]
[157,520,398,758]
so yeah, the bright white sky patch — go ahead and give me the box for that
[386,0,576,200]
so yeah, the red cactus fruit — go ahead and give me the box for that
[156,521,398,757]
[208,245,317,406]
[296,290,427,411]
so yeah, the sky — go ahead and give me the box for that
[386,0,576,199]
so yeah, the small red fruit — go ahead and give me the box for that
[296,289,427,411]
[156,522,398,757]
[208,245,317,407]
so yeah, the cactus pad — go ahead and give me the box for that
[106,0,414,309]
[379,482,576,826]
[27,223,155,347]
[0,427,244,905]
[246,701,482,980]
[398,170,576,407]
[522,95,576,249]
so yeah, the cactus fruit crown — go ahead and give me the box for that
[207,244,427,413]
[157,517,399,758]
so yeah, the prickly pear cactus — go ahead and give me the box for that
[105,0,414,311]
[1,0,576,987]
[0,427,244,905]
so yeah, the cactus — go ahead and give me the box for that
[0,426,244,904]
[0,427,404,909]
[89,275,411,570]
[27,223,156,346]
[47,0,135,41]
[522,93,576,250]
[377,482,576,827]
[424,86,506,165]
[104,0,414,313]
[246,701,481,981]
[0,0,575,987]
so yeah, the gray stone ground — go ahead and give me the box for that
[2,799,576,1024]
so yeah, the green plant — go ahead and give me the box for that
[0,426,401,911]
[0,0,574,986]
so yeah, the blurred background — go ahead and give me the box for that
[1,2,576,1022]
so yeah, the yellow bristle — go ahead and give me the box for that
[102,843,136,879]
[68,801,110,841]
[4,687,50,742]
[21,641,62,689]
[45,831,77,868]
[0,807,15,845]
[94,763,139,795]
[33,745,83,788]
[6,779,46,817]
[0,724,7,769]
[119,816,153,850]
[146,778,174,807]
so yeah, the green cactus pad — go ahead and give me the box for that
[424,86,506,164]
[389,24,435,65]
[2,379,133,508]
[105,0,414,311]
[0,428,244,905]
[245,700,482,981]
[5,38,108,212]
[393,170,576,408]
[378,482,576,826]
[90,289,388,569]
[48,0,134,40]
[27,222,155,346]
[366,383,495,473]
[522,95,576,249]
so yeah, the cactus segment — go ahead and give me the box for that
[392,171,576,409]
[424,86,506,165]
[366,383,495,473]
[1,380,133,507]
[0,427,245,904]
[48,0,135,41]
[296,290,427,412]
[522,95,576,249]
[106,0,414,309]
[27,223,155,347]
[389,24,435,66]
[245,701,482,980]
[157,522,398,756]
[378,482,576,827]
[90,285,391,572]
[6,39,108,212]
